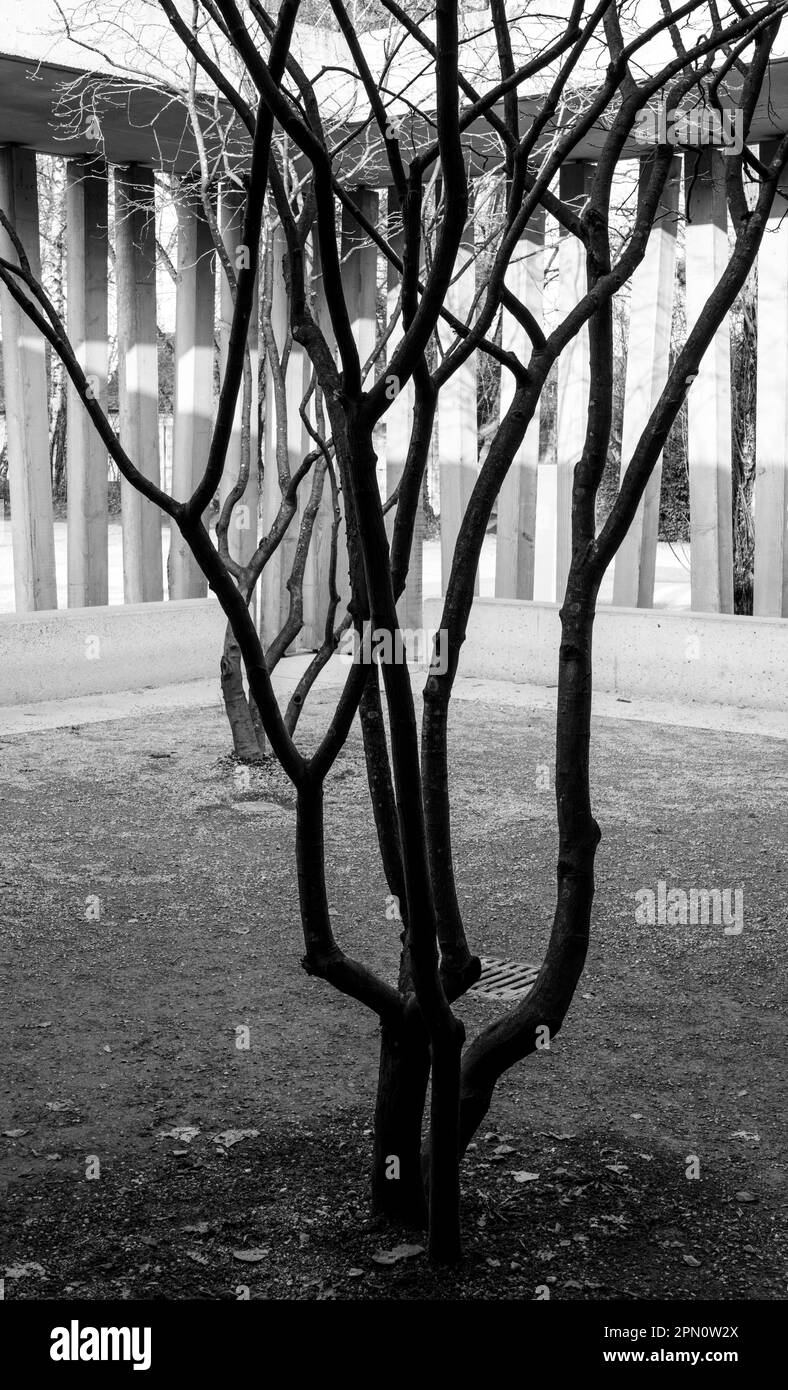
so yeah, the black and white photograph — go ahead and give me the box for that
[0,0,785,1371]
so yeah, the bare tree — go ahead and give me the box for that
[2,0,786,1264]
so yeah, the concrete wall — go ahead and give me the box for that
[0,599,226,705]
[423,598,788,712]
[1,594,785,712]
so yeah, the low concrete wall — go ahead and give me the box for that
[0,599,226,705]
[2,596,786,712]
[423,598,788,711]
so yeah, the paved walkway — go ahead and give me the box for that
[1,652,784,740]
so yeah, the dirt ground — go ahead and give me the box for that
[0,687,785,1300]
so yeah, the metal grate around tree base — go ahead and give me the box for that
[469,957,540,1002]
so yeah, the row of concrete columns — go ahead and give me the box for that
[1,145,787,631]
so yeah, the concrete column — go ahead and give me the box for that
[65,157,109,608]
[340,188,378,614]
[532,463,557,602]
[386,188,422,631]
[0,146,57,611]
[555,162,593,604]
[684,149,733,613]
[115,164,163,603]
[754,139,788,617]
[260,221,309,650]
[342,189,378,377]
[218,183,259,575]
[495,208,544,600]
[168,181,215,598]
[613,156,680,608]
[438,211,478,595]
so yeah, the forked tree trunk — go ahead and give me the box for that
[344,421,465,1260]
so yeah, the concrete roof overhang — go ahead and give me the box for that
[2,48,788,182]
[0,53,212,171]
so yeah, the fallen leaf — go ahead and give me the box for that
[371,1243,425,1266]
[682,1254,701,1267]
[212,1129,259,1148]
[157,1126,199,1144]
[729,1131,760,1142]
[348,1268,365,1279]
[232,1248,270,1263]
[2,1129,29,1138]
[511,1171,540,1183]
[734,1191,758,1204]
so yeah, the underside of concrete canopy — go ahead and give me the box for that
[0,54,214,171]
[3,48,788,179]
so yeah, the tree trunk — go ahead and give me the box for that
[344,421,466,1262]
[220,622,266,760]
[371,999,430,1228]
[248,691,268,754]
[427,1016,465,1264]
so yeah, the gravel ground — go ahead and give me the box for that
[0,687,785,1299]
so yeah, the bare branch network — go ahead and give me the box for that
[1,0,786,1263]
